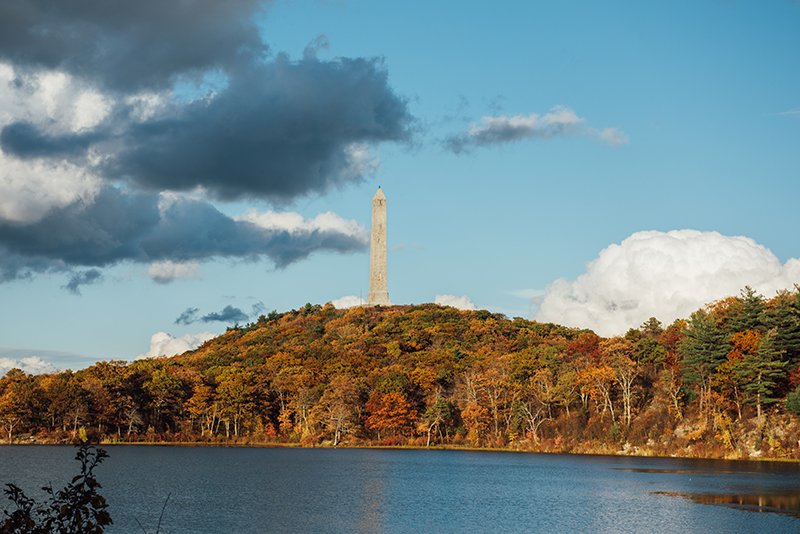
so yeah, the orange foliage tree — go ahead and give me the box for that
[365,391,417,439]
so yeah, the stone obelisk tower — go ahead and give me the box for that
[367,187,390,306]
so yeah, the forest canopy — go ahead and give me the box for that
[3,286,800,459]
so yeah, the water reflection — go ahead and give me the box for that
[611,468,766,476]
[653,491,800,516]
[3,447,800,533]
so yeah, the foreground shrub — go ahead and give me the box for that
[1,445,112,534]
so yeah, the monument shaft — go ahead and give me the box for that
[367,187,390,306]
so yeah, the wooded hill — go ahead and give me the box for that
[3,286,800,459]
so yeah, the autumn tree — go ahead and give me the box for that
[142,367,186,431]
[216,369,265,437]
[365,391,416,439]
[713,331,755,419]
[551,363,579,417]
[0,369,42,440]
[480,358,512,439]
[273,366,319,438]
[513,368,557,444]
[576,360,616,422]
[186,383,218,436]
[454,368,492,444]
[602,337,639,427]
[420,393,450,446]
[39,372,82,432]
[315,375,362,445]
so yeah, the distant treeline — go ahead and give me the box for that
[3,286,800,458]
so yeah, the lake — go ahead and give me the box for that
[1,446,799,533]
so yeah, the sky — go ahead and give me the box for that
[0,0,798,374]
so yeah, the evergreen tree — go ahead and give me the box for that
[785,386,800,419]
[764,286,800,368]
[734,329,788,427]
[679,309,730,412]
[640,317,664,338]
[728,286,767,335]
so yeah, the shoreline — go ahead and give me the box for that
[2,439,798,463]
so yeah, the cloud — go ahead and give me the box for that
[0,0,268,92]
[595,127,629,146]
[149,260,203,284]
[0,121,104,160]
[507,288,545,300]
[0,356,57,376]
[536,230,800,336]
[435,294,477,311]
[0,54,413,204]
[0,347,97,371]
[331,295,366,308]
[175,302,266,325]
[777,109,800,117]
[444,106,628,154]
[136,331,215,360]
[62,269,103,295]
[100,56,410,202]
[175,308,200,326]
[201,305,248,324]
[0,188,368,283]
[235,208,369,267]
[251,301,267,317]
[0,1,414,286]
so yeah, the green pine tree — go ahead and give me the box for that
[734,329,788,427]
[679,309,730,412]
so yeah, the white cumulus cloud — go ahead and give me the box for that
[0,62,105,223]
[136,331,215,360]
[330,295,366,309]
[0,356,56,376]
[435,294,477,311]
[536,230,800,336]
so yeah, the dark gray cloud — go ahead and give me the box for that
[251,301,266,317]
[174,304,255,325]
[443,111,580,154]
[175,307,200,326]
[0,122,102,160]
[0,248,61,283]
[0,0,268,92]
[201,305,248,324]
[0,186,368,284]
[1,55,413,203]
[443,108,627,154]
[62,269,103,295]
[0,0,410,287]
[106,55,413,202]
[0,1,414,204]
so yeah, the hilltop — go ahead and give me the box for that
[3,288,800,460]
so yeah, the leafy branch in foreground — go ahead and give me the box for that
[1,445,112,534]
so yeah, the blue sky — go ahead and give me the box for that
[0,0,798,372]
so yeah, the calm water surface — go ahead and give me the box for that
[1,445,799,533]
